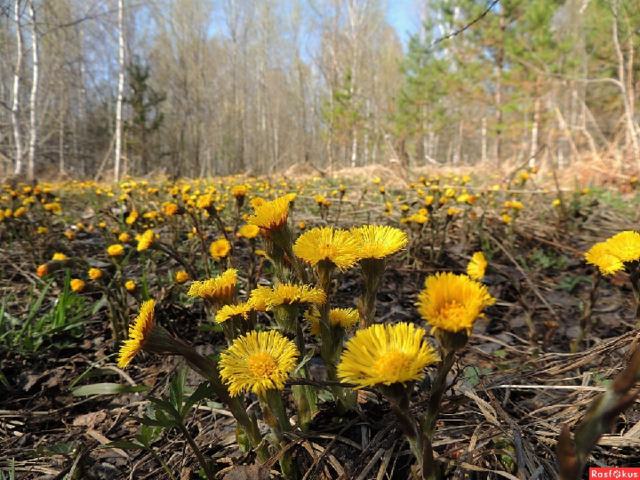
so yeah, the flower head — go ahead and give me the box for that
[210,238,231,259]
[604,231,640,263]
[351,225,408,259]
[467,252,487,280]
[293,227,360,271]
[215,301,254,323]
[108,244,124,257]
[585,242,625,275]
[305,307,358,335]
[188,269,237,304]
[125,280,136,292]
[250,283,326,309]
[219,330,299,396]
[118,300,155,368]
[70,279,86,292]
[52,252,67,261]
[238,224,260,239]
[247,196,290,232]
[417,272,495,335]
[175,270,190,283]
[337,323,439,389]
[231,185,247,198]
[137,229,155,252]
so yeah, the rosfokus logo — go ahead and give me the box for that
[590,469,640,479]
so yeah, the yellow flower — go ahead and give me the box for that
[175,270,190,283]
[137,229,155,251]
[37,264,49,276]
[305,307,358,335]
[210,238,231,259]
[52,252,67,261]
[219,330,299,397]
[298,221,306,230]
[585,242,625,275]
[162,202,180,217]
[125,211,138,225]
[125,280,136,292]
[119,232,132,243]
[247,195,291,232]
[37,226,49,235]
[604,231,640,263]
[118,300,155,368]
[293,227,360,271]
[89,268,103,280]
[215,301,254,323]
[337,323,439,389]
[238,224,260,239]
[250,197,265,209]
[231,185,247,198]
[501,214,512,224]
[188,269,237,304]
[196,194,215,209]
[351,225,408,259]
[70,279,86,292]
[467,252,487,281]
[44,202,62,214]
[250,283,326,309]
[108,244,124,257]
[416,272,495,335]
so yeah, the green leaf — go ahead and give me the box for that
[71,383,150,396]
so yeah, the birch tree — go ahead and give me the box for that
[114,0,125,181]
[27,0,38,180]
[11,0,24,176]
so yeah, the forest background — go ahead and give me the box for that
[1,0,639,182]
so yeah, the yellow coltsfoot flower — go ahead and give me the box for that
[603,231,640,263]
[136,229,156,252]
[107,244,124,257]
[175,270,190,283]
[215,301,255,324]
[210,238,231,260]
[293,226,360,271]
[467,252,488,281]
[416,272,495,336]
[188,269,237,305]
[249,283,326,310]
[118,300,156,368]
[247,196,291,232]
[351,225,408,259]
[585,242,625,275]
[337,323,438,389]
[219,330,299,397]
[70,279,86,292]
[305,307,358,335]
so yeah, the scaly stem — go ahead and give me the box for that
[422,349,456,440]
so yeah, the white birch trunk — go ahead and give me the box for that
[114,0,125,182]
[27,0,38,181]
[12,0,24,176]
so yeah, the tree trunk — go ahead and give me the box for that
[611,0,639,163]
[27,0,38,181]
[493,12,506,166]
[12,0,24,176]
[114,0,125,182]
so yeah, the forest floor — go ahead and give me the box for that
[1,161,640,479]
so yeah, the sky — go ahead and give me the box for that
[386,0,421,48]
